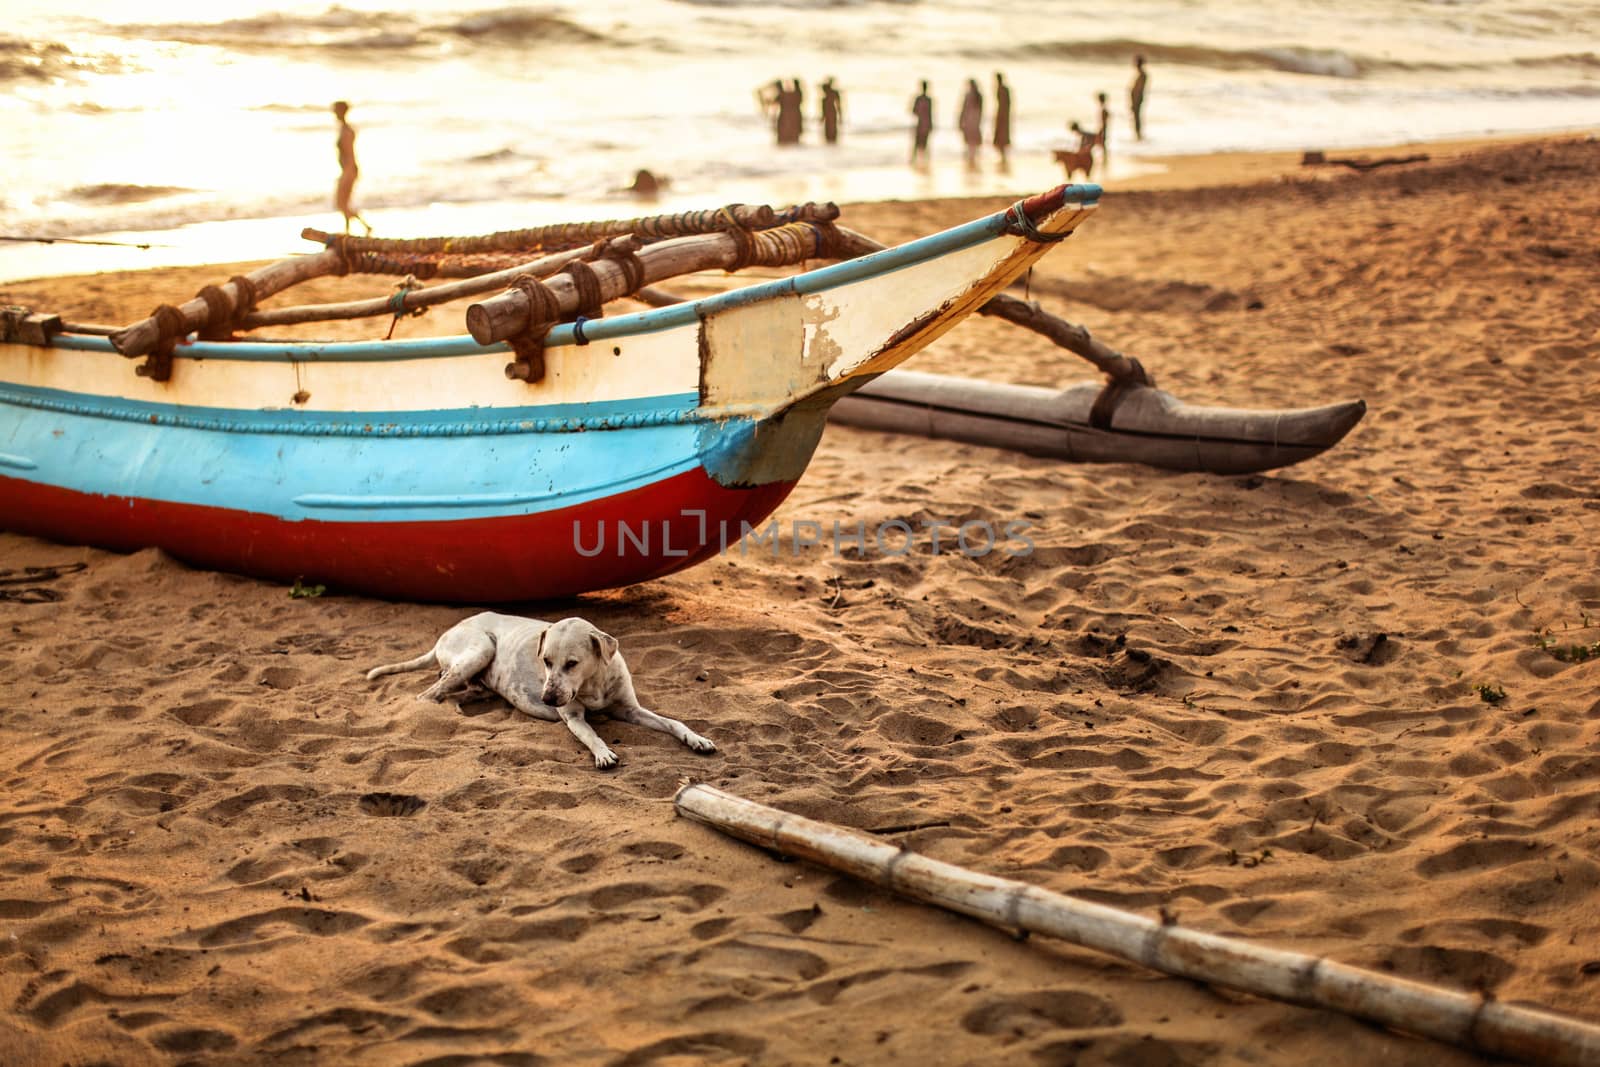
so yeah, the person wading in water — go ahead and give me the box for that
[910,80,934,165]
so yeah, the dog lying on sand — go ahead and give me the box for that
[367,612,715,769]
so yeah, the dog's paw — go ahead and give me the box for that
[685,732,717,754]
[593,749,619,770]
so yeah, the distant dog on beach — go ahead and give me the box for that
[366,612,715,769]
[1052,145,1096,180]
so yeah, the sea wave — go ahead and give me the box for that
[1513,51,1600,71]
[670,0,919,7]
[439,8,607,43]
[989,37,1373,77]
[98,5,609,52]
[109,9,397,49]
[65,184,196,206]
[0,35,125,83]
[979,35,1600,80]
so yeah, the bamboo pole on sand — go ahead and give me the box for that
[674,783,1600,1067]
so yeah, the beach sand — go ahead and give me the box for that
[2,136,1598,1066]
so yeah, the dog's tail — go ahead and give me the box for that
[365,651,437,681]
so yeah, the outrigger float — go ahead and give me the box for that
[0,186,1362,602]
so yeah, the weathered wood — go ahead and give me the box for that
[1303,151,1432,172]
[298,203,783,256]
[675,783,1600,1067]
[466,222,833,344]
[831,226,1150,384]
[977,294,1152,385]
[241,237,644,329]
[1,308,63,346]
[831,369,1366,474]
[109,249,345,357]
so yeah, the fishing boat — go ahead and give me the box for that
[0,186,1099,602]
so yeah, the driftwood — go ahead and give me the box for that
[1302,150,1432,172]
[465,221,836,345]
[674,783,1600,1067]
[109,248,344,357]
[240,237,644,329]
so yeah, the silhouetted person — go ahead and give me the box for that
[820,77,843,144]
[757,79,801,145]
[958,78,983,168]
[1130,55,1148,140]
[1096,90,1111,168]
[778,78,804,145]
[992,72,1012,165]
[332,100,370,235]
[757,79,783,143]
[910,80,933,164]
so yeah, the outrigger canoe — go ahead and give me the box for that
[832,369,1366,475]
[0,186,1098,602]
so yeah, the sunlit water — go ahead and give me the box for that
[3,0,1596,280]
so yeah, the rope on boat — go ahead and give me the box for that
[475,218,843,351]
[137,304,187,381]
[504,274,563,382]
[718,206,756,272]
[229,275,259,322]
[196,285,232,341]
[1003,198,1073,244]
[502,236,647,381]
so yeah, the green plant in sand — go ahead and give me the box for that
[1532,632,1600,664]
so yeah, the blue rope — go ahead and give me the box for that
[572,315,591,345]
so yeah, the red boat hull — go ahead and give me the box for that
[1,468,798,603]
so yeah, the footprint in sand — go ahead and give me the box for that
[959,988,1123,1039]
[611,1031,766,1066]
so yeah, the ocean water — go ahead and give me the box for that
[3,0,1597,281]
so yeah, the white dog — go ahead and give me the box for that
[366,612,715,769]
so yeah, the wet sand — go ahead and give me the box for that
[2,135,1598,1066]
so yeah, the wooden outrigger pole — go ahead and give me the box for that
[675,784,1600,1067]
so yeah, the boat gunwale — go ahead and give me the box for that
[28,185,1100,364]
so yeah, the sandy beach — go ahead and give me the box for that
[3,135,1599,1066]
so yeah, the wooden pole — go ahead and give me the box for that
[109,249,345,357]
[297,203,786,256]
[977,293,1152,385]
[465,222,832,345]
[674,783,1600,1067]
[239,237,644,329]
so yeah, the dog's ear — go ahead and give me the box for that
[536,629,547,660]
[590,628,620,663]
